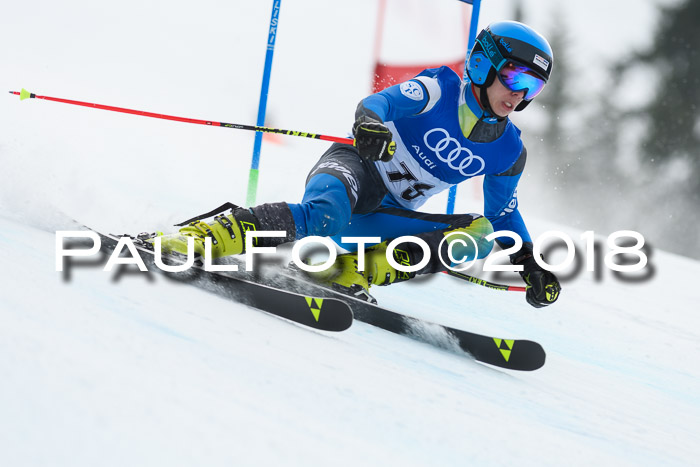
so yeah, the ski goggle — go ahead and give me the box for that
[497,61,547,100]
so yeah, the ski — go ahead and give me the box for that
[349,298,545,371]
[89,230,353,332]
[245,267,546,371]
[81,229,544,370]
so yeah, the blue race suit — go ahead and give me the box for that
[284,66,531,272]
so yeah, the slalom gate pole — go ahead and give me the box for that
[246,0,282,207]
[460,0,482,82]
[446,0,482,215]
[442,269,527,292]
[9,89,353,145]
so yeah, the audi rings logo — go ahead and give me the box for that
[423,128,485,177]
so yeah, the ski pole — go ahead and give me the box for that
[442,269,527,292]
[9,89,354,145]
[448,0,483,215]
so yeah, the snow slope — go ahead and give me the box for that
[2,1,699,466]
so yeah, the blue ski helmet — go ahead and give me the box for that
[467,21,553,111]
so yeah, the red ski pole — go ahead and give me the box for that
[9,88,354,145]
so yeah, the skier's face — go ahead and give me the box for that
[487,78,526,117]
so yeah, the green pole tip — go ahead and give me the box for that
[19,88,31,101]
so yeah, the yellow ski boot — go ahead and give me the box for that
[307,241,415,302]
[149,206,261,260]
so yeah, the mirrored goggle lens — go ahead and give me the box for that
[498,62,546,100]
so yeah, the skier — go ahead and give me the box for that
[152,20,561,308]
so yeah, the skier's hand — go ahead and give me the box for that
[352,116,396,162]
[512,252,561,308]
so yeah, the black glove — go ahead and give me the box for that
[352,115,396,162]
[512,251,561,308]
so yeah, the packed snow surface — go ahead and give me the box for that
[1,1,699,465]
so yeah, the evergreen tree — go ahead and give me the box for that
[633,0,700,187]
[535,7,571,156]
[523,7,584,194]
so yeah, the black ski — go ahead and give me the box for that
[82,229,544,370]
[89,231,353,332]
[350,300,545,371]
[247,267,546,371]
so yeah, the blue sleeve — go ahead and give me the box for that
[482,149,532,249]
[360,80,431,122]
